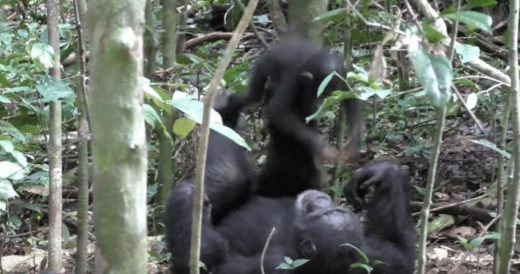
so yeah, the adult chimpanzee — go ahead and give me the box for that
[167,159,416,274]
[218,35,365,197]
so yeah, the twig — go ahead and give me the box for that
[451,85,486,133]
[189,0,260,273]
[260,227,277,274]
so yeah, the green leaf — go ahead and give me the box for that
[360,87,392,100]
[0,121,27,143]
[10,151,28,167]
[427,214,455,234]
[0,95,11,103]
[349,262,373,273]
[30,42,55,68]
[342,243,370,264]
[469,232,500,249]
[454,43,480,64]
[147,86,174,115]
[141,77,163,102]
[470,139,511,159]
[173,117,196,139]
[0,140,14,153]
[457,237,473,251]
[443,11,492,33]
[0,161,25,180]
[465,93,478,110]
[468,0,497,9]
[407,35,452,107]
[0,179,18,200]
[317,73,335,97]
[423,22,448,43]
[284,256,293,265]
[171,93,251,150]
[143,104,163,129]
[36,76,76,103]
[143,104,174,144]
[0,200,6,212]
[292,259,309,268]
[275,262,292,270]
[306,90,358,122]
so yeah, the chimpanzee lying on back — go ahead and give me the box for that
[165,96,415,274]
[166,159,416,274]
[217,35,365,197]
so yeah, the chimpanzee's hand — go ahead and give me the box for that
[344,159,403,211]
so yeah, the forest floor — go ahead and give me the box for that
[397,117,520,274]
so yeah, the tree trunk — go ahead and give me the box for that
[46,0,63,271]
[73,0,90,272]
[497,0,520,272]
[144,0,157,75]
[288,0,327,44]
[162,0,179,68]
[87,0,148,272]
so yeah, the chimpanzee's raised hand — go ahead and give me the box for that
[345,159,406,211]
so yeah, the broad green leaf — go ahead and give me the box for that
[423,22,448,43]
[30,42,55,68]
[0,161,25,180]
[0,121,27,143]
[0,179,18,200]
[10,151,27,167]
[443,11,492,33]
[143,104,163,129]
[455,43,480,64]
[469,232,500,248]
[141,77,163,102]
[36,76,76,103]
[13,200,42,212]
[470,139,511,159]
[306,91,358,122]
[468,0,497,9]
[276,262,292,270]
[292,259,309,268]
[349,65,369,81]
[458,237,473,251]
[360,87,392,100]
[0,95,11,103]
[284,256,293,264]
[148,86,174,115]
[171,93,251,150]
[143,104,173,144]
[407,33,452,107]
[173,117,196,139]
[427,214,455,234]
[0,140,14,153]
[317,73,335,97]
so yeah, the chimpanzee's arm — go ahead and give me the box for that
[216,57,272,126]
[345,160,416,274]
